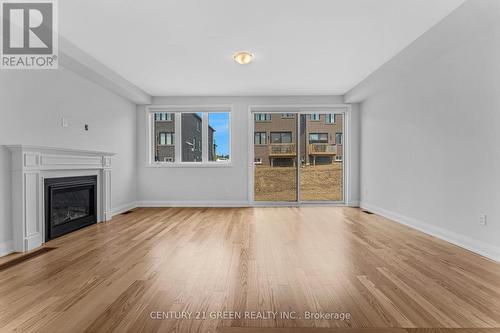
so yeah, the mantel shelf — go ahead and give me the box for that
[6,145,115,157]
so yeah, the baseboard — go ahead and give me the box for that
[347,200,360,207]
[111,201,139,217]
[360,201,500,263]
[0,240,14,257]
[137,200,250,208]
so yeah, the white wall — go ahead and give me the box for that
[137,96,360,206]
[0,67,138,251]
[351,0,500,260]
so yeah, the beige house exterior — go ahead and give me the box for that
[254,113,343,167]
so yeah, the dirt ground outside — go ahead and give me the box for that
[254,163,343,202]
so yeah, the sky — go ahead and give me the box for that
[209,113,229,156]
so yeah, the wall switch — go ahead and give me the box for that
[61,117,68,128]
[479,214,487,226]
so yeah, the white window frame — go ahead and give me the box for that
[147,105,232,168]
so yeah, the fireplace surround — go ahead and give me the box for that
[6,145,114,252]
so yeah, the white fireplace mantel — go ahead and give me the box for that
[6,145,115,252]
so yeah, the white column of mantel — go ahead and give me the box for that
[9,147,43,252]
[102,156,113,222]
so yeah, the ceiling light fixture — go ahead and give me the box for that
[233,51,254,65]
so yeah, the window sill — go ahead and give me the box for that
[147,162,233,168]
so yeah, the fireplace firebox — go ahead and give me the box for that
[44,176,97,241]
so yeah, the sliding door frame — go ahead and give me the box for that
[248,104,350,206]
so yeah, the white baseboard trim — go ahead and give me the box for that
[137,200,250,208]
[0,240,14,257]
[360,201,500,263]
[347,200,360,207]
[111,201,139,217]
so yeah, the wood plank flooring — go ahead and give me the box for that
[0,207,499,333]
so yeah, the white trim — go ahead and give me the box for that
[348,200,360,207]
[58,37,151,104]
[0,240,14,257]
[137,201,249,208]
[5,145,114,156]
[111,202,138,217]
[360,202,500,263]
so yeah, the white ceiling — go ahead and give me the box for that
[59,0,466,97]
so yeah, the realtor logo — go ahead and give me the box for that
[1,0,58,69]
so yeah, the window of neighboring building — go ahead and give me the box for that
[281,113,294,119]
[254,158,262,164]
[270,132,292,144]
[325,114,335,124]
[254,132,267,145]
[309,133,328,143]
[158,132,174,145]
[335,133,343,145]
[155,112,174,121]
[152,110,231,165]
[255,113,272,122]
[310,114,320,121]
[335,155,343,162]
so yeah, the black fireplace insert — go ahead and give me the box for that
[44,176,97,241]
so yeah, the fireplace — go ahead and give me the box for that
[44,176,98,241]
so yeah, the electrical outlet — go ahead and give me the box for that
[479,214,487,226]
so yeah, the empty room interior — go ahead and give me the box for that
[1,0,500,332]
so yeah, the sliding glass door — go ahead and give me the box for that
[253,113,298,202]
[253,111,344,203]
[299,113,344,202]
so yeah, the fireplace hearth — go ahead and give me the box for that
[45,176,98,241]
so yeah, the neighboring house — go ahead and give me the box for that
[254,113,343,166]
[154,113,216,162]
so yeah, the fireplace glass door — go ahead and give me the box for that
[45,176,97,241]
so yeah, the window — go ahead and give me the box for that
[310,114,320,121]
[255,113,272,122]
[335,155,343,162]
[335,133,343,145]
[209,113,230,162]
[182,113,203,162]
[158,132,174,145]
[153,113,175,162]
[254,158,262,164]
[281,113,294,119]
[254,132,267,145]
[325,114,335,124]
[155,112,173,121]
[270,132,292,144]
[151,110,231,165]
[309,133,328,143]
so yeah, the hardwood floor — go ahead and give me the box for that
[0,207,499,332]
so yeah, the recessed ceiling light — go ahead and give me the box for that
[233,51,254,65]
